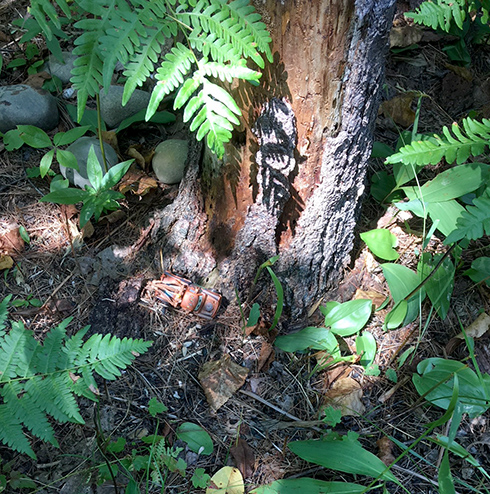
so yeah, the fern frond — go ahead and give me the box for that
[406,0,466,32]
[182,0,271,67]
[28,0,71,39]
[0,295,11,336]
[444,191,490,244]
[0,317,151,456]
[386,117,490,166]
[0,404,36,459]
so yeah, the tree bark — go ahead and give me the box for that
[151,0,396,317]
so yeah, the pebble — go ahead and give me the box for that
[61,137,118,189]
[152,139,189,184]
[44,51,77,84]
[0,84,59,133]
[99,85,150,128]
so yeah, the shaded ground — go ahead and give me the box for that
[1,1,490,493]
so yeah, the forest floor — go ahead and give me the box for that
[1,1,490,493]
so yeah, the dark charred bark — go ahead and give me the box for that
[150,0,396,317]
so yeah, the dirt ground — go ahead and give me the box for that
[1,1,490,493]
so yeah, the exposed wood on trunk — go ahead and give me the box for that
[151,0,396,316]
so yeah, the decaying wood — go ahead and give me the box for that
[150,0,396,316]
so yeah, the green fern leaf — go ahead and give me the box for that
[386,118,490,166]
[35,318,71,374]
[146,42,195,120]
[0,295,11,336]
[28,0,71,39]
[0,321,35,381]
[198,59,261,83]
[406,0,467,32]
[444,191,490,244]
[2,381,58,447]
[0,404,36,459]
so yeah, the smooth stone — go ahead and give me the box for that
[152,139,189,184]
[45,51,77,84]
[0,84,59,133]
[99,85,150,128]
[61,137,118,189]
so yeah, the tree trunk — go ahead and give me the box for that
[151,0,396,317]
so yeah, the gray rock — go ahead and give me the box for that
[0,84,59,133]
[100,85,150,128]
[45,51,77,84]
[61,137,118,189]
[152,139,189,184]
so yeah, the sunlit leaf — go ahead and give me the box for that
[323,299,372,337]
[360,229,399,261]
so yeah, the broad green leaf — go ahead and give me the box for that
[56,149,78,170]
[464,257,490,286]
[371,141,393,159]
[439,452,455,494]
[106,436,126,453]
[381,264,424,326]
[100,159,133,190]
[395,198,427,218]
[393,161,424,187]
[86,146,103,191]
[275,327,338,353]
[176,422,213,455]
[53,126,91,146]
[355,332,376,368]
[18,125,52,148]
[266,266,283,333]
[324,299,372,337]
[2,129,24,151]
[288,436,400,485]
[360,229,399,261]
[425,200,466,237]
[40,188,87,205]
[50,175,69,192]
[250,479,365,494]
[18,226,30,244]
[148,397,167,417]
[412,358,490,417]
[40,149,55,178]
[246,303,260,327]
[402,163,489,203]
[417,253,454,320]
[384,300,408,330]
[116,110,176,133]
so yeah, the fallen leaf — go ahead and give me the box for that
[82,220,95,238]
[198,355,249,411]
[446,312,490,355]
[0,227,24,255]
[101,130,119,154]
[230,437,255,478]
[322,377,365,416]
[118,164,158,196]
[24,71,52,89]
[444,63,473,82]
[257,341,275,372]
[377,437,396,466]
[0,254,14,270]
[126,146,146,168]
[390,25,423,48]
[99,210,126,224]
[206,466,244,494]
[379,92,418,127]
[353,288,386,309]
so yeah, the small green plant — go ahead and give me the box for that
[39,145,133,227]
[275,298,378,375]
[0,295,152,459]
[99,397,213,492]
[23,0,272,157]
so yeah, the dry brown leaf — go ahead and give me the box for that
[198,355,249,411]
[230,437,255,478]
[389,25,423,48]
[323,377,365,416]
[353,288,386,309]
[377,437,396,466]
[257,341,275,372]
[24,71,52,89]
[81,220,95,238]
[0,227,24,255]
[0,254,14,270]
[379,92,418,127]
[446,312,490,355]
[101,130,119,153]
[99,210,126,224]
[118,164,158,196]
[126,146,146,168]
[444,63,473,82]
